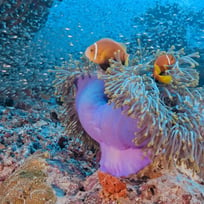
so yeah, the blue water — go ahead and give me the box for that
[35,0,204,58]
[0,0,204,95]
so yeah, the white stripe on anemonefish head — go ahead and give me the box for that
[166,54,171,65]
[94,42,98,61]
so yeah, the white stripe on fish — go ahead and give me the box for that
[94,42,98,61]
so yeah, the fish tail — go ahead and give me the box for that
[157,75,172,84]
[153,64,161,79]
[153,64,161,74]
[125,54,129,66]
[153,64,172,84]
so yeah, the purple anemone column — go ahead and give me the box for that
[75,75,151,177]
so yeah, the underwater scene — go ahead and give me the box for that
[0,0,204,203]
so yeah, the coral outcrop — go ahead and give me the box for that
[0,152,57,204]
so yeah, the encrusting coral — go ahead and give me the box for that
[54,45,204,179]
[0,152,57,204]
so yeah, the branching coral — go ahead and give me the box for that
[54,47,204,178]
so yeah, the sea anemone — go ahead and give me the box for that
[54,47,204,178]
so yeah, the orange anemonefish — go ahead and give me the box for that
[153,54,175,84]
[85,38,129,70]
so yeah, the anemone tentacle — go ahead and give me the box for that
[54,48,204,177]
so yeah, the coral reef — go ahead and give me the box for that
[125,160,204,204]
[0,152,57,204]
[0,75,203,203]
[0,94,100,203]
[0,1,203,203]
[0,95,98,182]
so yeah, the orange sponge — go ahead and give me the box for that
[98,171,127,200]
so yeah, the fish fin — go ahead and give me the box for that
[154,64,161,75]
[154,64,172,84]
[125,54,129,66]
[153,64,161,80]
[157,75,172,84]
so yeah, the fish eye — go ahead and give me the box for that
[90,48,94,52]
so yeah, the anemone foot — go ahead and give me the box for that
[100,143,151,177]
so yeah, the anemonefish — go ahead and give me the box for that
[153,54,175,84]
[85,38,129,70]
